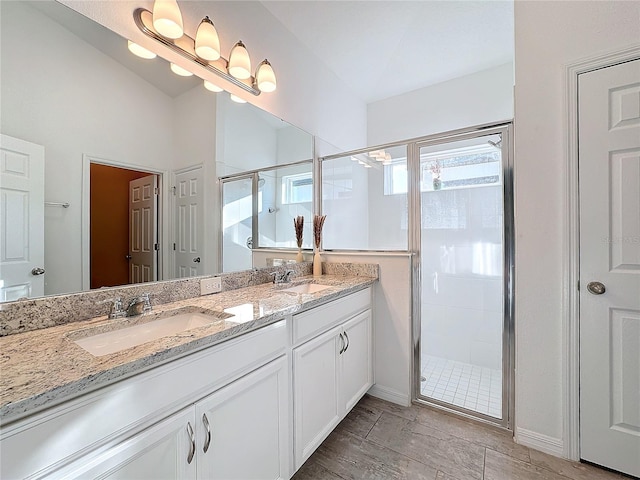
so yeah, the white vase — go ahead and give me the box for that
[296,247,304,263]
[313,251,322,276]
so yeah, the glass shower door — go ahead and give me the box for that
[417,130,512,425]
[221,176,254,272]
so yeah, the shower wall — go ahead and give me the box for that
[421,185,503,370]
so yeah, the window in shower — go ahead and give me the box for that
[417,129,512,425]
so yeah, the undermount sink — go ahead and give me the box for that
[73,307,233,357]
[280,283,332,294]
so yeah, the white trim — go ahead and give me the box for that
[515,428,564,458]
[564,44,640,462]
[367,384,410,407]
[81,155,170,291]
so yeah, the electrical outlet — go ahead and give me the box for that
[200,277,222,295]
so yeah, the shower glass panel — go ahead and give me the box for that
[221,176,254,272]
[418,133,507,421]
[258,164,313,248]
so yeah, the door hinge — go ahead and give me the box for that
[154,243,160,251]
[173,243,176,251]
[171,186,176,195]
[154,187,159,195]
[577,281,580,291]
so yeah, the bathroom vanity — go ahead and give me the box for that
[0,272,375,479]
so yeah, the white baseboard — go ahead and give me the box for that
[515,428,565,458]
[367,384,411,407]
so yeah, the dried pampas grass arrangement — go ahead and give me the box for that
[313,214,326,250]
[294,216,304,248]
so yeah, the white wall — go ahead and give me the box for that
[58,0,367,152]
[367,62,514,146]
[0,1,175,295]
[172,85,218,274]
[513,0,640,455]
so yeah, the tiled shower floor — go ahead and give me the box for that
[420,355,502,418]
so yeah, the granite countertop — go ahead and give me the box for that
[0,274,376,423]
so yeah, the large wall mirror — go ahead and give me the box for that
[0,0,313,302]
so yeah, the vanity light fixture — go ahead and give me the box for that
[228,41,251,80]
[170,62,193,76]
[133,3,277,97]
[230,93,247,104]
[204,80,224,93]
[152,0,183,39]
[127,40,157,59]
[195,16,220,61]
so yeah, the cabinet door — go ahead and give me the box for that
[195,357,289,480]
[293,325,342,469]
[340,309,373,413]
[58,408,197,480]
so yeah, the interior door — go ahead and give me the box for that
[0,134,45,301]
[174,166,204,278]
[579,58,640,477]
[129,175,158,284]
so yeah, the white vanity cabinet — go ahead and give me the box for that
[291,288,373,469]
[61,357,289,480]
[0,320,289,480]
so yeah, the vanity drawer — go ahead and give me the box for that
[292,287,371,346]
[0,320,286,480]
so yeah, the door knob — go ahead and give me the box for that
[193,257,201,263]
[31,267,45,276]
[587,281,606,295]
[125,254,132,261]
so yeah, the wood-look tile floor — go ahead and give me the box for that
[292,395,625,480]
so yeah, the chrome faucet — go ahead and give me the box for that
[126,293,152,316]
[99,297,127,319]
[271,270,295,284]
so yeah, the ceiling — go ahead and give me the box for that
[260,1,514,103]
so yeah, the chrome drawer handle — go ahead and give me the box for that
[202,413,211,453]
[339,333,345,354]
[344,331,350,352]
[186,422,195,464]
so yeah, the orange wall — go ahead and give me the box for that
[90,164,150,289]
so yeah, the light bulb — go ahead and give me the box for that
[195,16,220,61]
[204,80,223,92]
[230,93,247,104]
[152,0,183,39]
[256,60,276,92]
[127,41,156,59]
[170,63,193,76]
[228,41,251,80]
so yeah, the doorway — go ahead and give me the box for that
[414,124,514,429]
[88,162,160,289]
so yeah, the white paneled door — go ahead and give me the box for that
[129,175,158,284]
[0,134,45,301]
[174,166,204,278]
[579,58,640,478]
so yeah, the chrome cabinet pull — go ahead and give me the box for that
[202,413,211,453]
[344,331,350,352]
[339,333,345,354]
[186,422,195,464]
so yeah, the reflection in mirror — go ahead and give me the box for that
[0,0,312,302]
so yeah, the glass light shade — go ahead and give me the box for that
[170,63,193,76]
[204,80,223,92]
[152,0,183,39]
[228,41,251,80]
[127,41,156,59]
[230,93,247,104]
[195,17,220,61]
[256,60,276,92]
